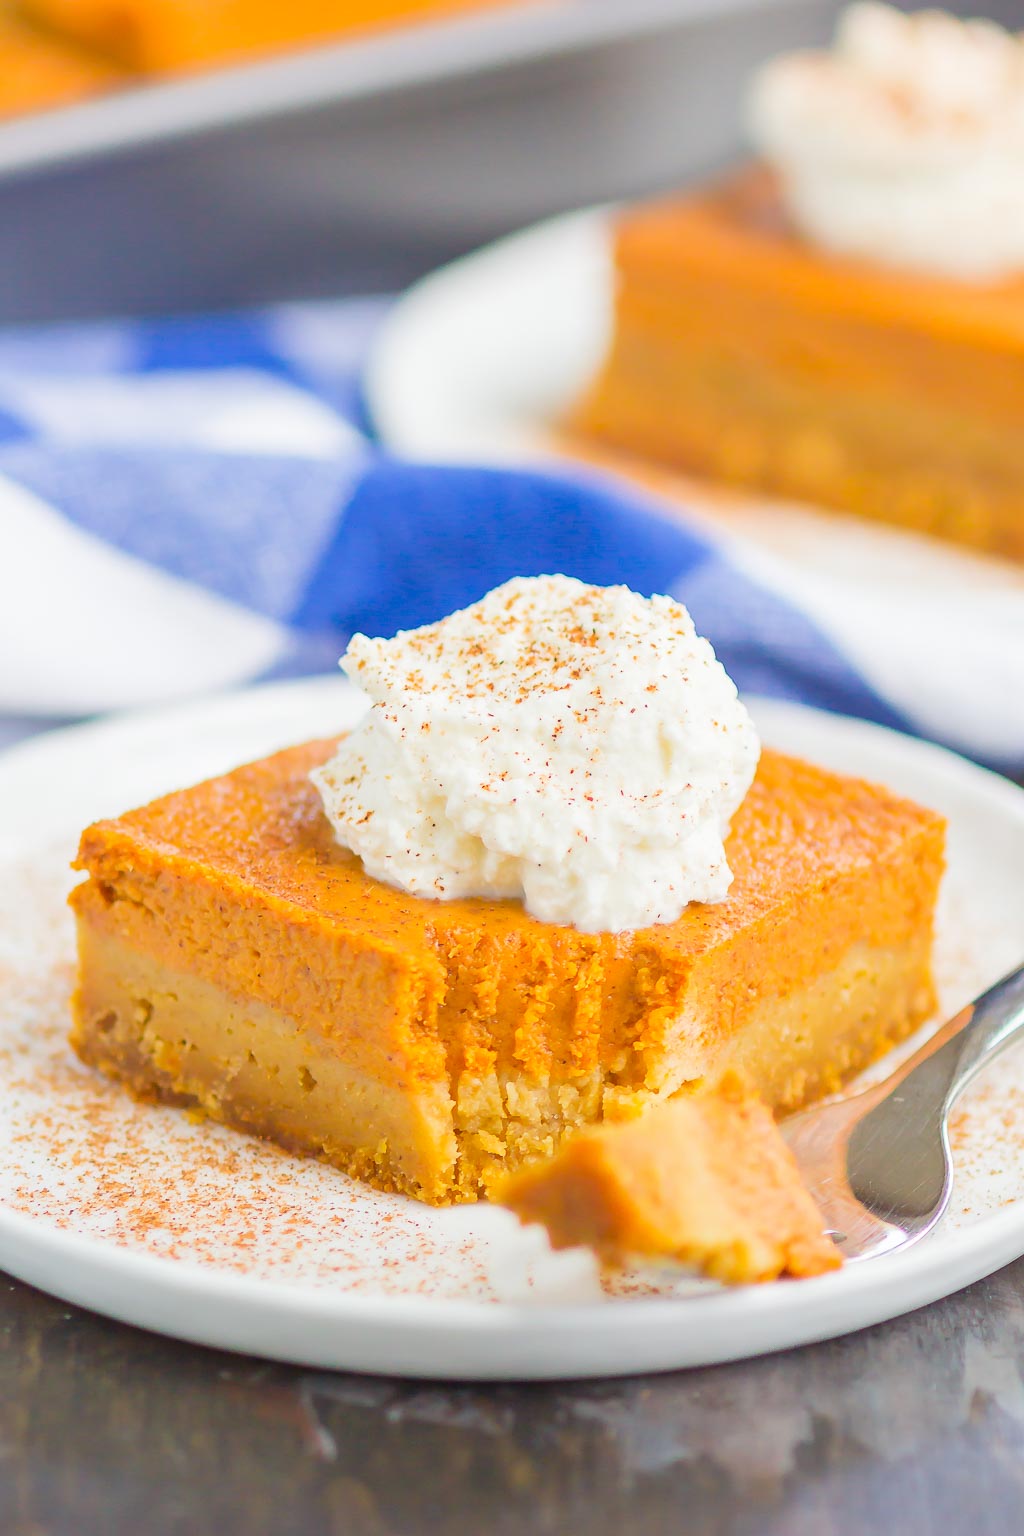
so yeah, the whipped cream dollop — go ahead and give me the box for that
[312,575,760,934]
[748,2,1024,280]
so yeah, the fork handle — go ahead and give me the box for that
[941,962,1024,1112]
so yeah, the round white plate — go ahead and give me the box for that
[1,678,1023,1380]
[365,209,1024,767]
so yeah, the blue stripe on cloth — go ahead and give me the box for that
[132,311,299,378]
[132,301,389,431]
[0,301,389,432]
[0,405,29,444]
[678,555,913,733]
[0,442,361,620]
[290,460,713,638]
[291,459,912,734]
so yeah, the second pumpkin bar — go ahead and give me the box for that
[574,168,1024,564]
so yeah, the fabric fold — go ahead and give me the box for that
[0,298,1017,773]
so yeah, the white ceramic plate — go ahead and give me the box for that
[366,210,1024,767]
[0,677,1023,1380]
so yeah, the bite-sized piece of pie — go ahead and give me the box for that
[0,14,122,118]
[70,740,944,1205]
[498,1071,842,1281]
[21,0,519,72]
[573,5,1024,564]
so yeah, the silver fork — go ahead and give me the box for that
[781,962,1024,1262]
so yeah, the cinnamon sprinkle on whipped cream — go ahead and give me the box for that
[749,2,1024,281]
[312,575,760,933]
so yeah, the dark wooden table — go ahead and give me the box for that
[3,1260,1024,1536]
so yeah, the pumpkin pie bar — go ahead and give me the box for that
[573,167,1024,564]
[70,739,944,1206]
[498,1071,841,1282]
[0,14,121,118]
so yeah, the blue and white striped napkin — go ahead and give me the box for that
[1,298,1020,772]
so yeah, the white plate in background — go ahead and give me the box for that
[0,678,1022,1379]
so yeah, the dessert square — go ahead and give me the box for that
[70,737,944,1206]
[574,169,1024,564]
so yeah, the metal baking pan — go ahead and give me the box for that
[0,0,842,322]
